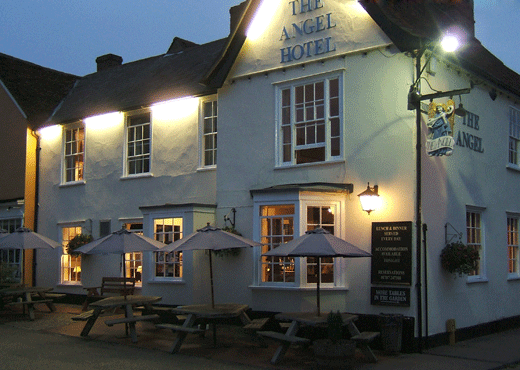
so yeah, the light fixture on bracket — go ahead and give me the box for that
[358,183,381,215]
[454,95,466,117]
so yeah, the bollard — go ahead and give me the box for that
[446,319,456,345]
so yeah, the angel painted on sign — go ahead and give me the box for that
[426,99,456,156]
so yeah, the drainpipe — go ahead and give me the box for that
[30,129,41,287]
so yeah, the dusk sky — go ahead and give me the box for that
[0,0,518,77]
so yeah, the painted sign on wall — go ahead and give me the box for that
[371,287,410,307]
[280,0,337,63]
[371,221,413,285]
[455,110,484,153]
[423,100,484,155]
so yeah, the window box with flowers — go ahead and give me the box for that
[440,241,479,277]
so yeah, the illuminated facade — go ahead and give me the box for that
[34,0,520,347]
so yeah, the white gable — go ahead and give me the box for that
[231,0,391,78]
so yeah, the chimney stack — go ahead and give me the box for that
[95,54,123,72]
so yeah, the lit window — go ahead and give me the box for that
[306,206,335,285]
[154,218,182,278]
[202,100,217,167]
[508,215,519,276]
[123,222,143,283]
[126,112,151,175]
[260,205,295,283]
[63,124,84,182]
[509,107,520,167]
[61,226,82,284]
[278,76,341,165]
[466,210,483,278]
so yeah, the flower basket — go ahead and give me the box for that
[66,234,93,255]
[440,241,479,277]
[212,227,242,258]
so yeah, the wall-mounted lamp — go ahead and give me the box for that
[358,183,381,215]
[454,95,466,117]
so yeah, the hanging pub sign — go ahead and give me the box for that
[371,287,410,307]
[426,99,456,156]
[371,221,412,286]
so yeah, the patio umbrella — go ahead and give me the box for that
[0,227,60,250]
[161,223,262,308]
[0,227,60,285]
[75,228,166,296]
[262,227,371,316]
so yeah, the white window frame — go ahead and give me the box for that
[509,106,520,169]
[199,96,218,169]
[253,193,346,289]
[259,203,297,284]
[62,122,85,184]
[301,201,342,288]
[0,246,22,283]
[0,218,24,283]
[124,110,152,177]
[507,213,520,279]
[122,220,144,284]
[60,225,83,285]
[466,206,487,283]
[275,72,343,167]
[153,217,183,280]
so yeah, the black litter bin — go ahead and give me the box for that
[379,313,404,355]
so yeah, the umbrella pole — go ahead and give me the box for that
[209,251,215,308]
[317,257,321,316]
[122,254,127,300]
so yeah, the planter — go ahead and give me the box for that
[313,339,356,369]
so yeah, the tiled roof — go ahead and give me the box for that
[50,38,228,124]
[359,0,520,99]
[0,53,78,128]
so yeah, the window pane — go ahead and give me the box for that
[280,77,341,165]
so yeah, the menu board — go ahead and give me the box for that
[371,221,412,286]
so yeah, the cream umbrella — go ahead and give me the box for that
[75,228,166,296]
[262,227,371,316]
[161,223,262,308]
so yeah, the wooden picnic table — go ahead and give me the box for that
[157,303,251,353]
[79,295,161,343]
[0,286,55,320]
[259,312,378,364]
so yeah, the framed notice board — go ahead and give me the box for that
[371,221,412,286]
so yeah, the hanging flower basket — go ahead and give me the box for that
[211,227,242,258]
[440,241,479,277]
[66,234,93,255]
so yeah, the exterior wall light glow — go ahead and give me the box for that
[38,125,62,141]
[85,112,122,130]
[440,35,460,52]
[151,97,199,120]
[358,183,381,214]
[246,0,280,40]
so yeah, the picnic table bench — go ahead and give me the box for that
[82,277,136,311]
[260,312,379,365]
[0,286,56,320]
[77,295,161,343]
